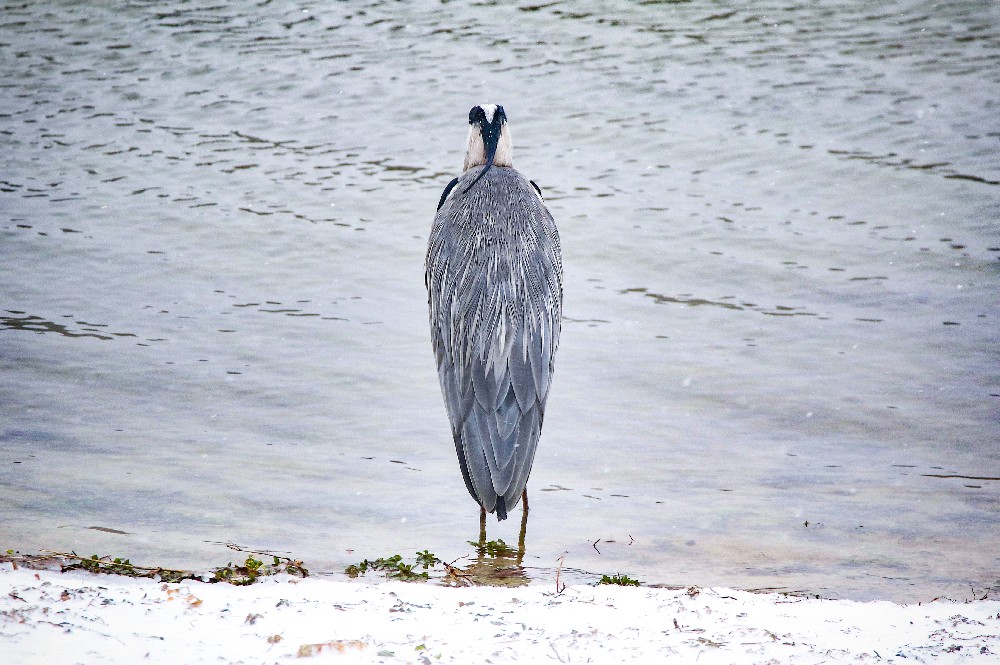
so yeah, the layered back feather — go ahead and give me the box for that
[426,166,562,520]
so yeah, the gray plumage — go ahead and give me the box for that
[426,105,562,521]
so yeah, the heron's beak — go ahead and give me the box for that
[463,116,502,193]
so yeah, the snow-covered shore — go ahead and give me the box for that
[2,564,997,664]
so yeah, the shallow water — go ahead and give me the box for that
[1,0,998,602]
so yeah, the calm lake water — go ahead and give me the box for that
[2,0,998,602]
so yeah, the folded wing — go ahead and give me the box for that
[426,166,562,520]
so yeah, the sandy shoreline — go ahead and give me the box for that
[2,563,998,664]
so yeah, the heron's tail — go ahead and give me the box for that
[495,496,508,521]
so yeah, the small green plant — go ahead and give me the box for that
[281,555,308,577]
[211,555,308,585]
[213,557,256,586]
[72,555,137,576]
[468,538,516,558]
[599,573,641,587]
[345,551,440,581]
[79,554,105,573]
[1,549,307,585]
[415,550,440,569]
[52,551,199,582]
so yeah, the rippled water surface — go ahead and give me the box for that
[2,1,998,601]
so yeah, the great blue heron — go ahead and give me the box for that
[426,104,563,541]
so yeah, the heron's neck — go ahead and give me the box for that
[463,125,514,171]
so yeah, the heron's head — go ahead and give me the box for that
[462,104,512,192]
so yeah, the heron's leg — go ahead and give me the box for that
[478,506,487,549]
[516,488,529,565]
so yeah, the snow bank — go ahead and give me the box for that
[2,564,997,663]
